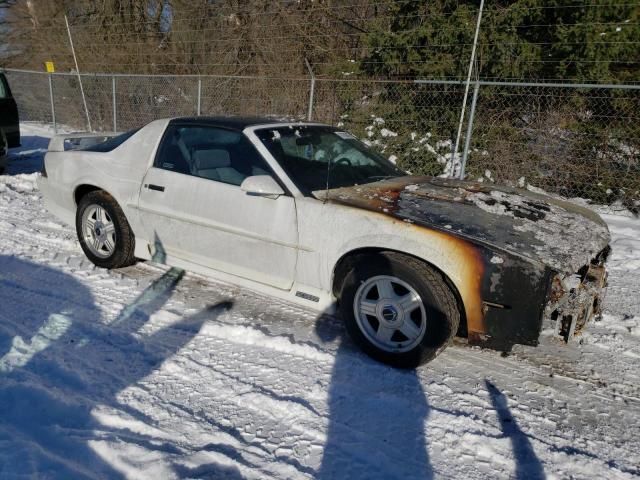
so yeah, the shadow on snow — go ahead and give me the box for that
[4,135,49,175]
[0,254,238,479]
[486,380,545,480]
[0,251,545,479]
[315,313,434,480]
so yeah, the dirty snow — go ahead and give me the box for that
[0,123,639,479]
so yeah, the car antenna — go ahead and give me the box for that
[324,152,331,204]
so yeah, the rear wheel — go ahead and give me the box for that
[0,129,7,174]
[76,190,136,269]
[339,252,460,368]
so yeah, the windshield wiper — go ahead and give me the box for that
[367,175,396,180]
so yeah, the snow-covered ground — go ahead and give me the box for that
[1,123,639,479]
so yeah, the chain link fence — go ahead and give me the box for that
[465,83,640,203]
[4,68,639,208]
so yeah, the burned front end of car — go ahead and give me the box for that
[463,220,611,351]
[469,244,611,351]
[408,181,614,351]
[545,246,610,342]
[325,176,612,351]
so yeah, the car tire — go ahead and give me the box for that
[0,129,7,174]
[76,190,136,269]
[339,252,460,368]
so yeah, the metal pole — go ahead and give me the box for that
[64,14,92,131]
[197,77,202,116]
[451,0,484,178]
[48,74,57,134]
[112,76,117,132]
[304,58,315,121]
[460,82,480,180]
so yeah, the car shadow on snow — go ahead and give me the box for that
[0,254,238,479]
[4,135,49,175]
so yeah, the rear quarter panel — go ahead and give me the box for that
[42,119,169,235]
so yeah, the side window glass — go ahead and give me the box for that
[155,125,273,186]
[155,125,193,174]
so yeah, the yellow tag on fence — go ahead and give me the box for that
[45,61,55,73]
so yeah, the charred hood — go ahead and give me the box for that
[322,176,611,273]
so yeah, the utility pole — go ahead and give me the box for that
[451,0,484,179]
[65,14,92,131]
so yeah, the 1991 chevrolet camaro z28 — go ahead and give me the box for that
[38,117,611,367]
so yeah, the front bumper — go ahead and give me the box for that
[545,246,610,342]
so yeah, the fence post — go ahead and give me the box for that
[304,58,315,121]
[451,0,484,178]
[460,81,480,180]
[65,15,92,131]
[48,73,57,134]
[197,76,202,116]
[112,76,117,132]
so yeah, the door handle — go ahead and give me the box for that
[145,184,165,192]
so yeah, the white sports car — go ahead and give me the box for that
[39,117,610,367]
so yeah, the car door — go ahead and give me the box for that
[137,123,298,290]
[0,74,20,148]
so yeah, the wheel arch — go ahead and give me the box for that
[331,247,468,338]
[74,184,115,206]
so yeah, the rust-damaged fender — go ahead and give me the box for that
[326,222,487,336]
[470,246,552,349]
[362,223,552,350]
[403,224,486,338]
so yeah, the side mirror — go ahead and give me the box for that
[240,175,285,199]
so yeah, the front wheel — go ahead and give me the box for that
[339,252,460,368]
[76,190,136,269]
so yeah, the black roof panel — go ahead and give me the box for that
[169,116,312,130]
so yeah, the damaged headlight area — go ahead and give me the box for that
[545,246,610,342]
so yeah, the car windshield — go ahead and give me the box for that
[254,125,405,195]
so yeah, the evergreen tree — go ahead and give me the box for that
[361,1,640,83]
